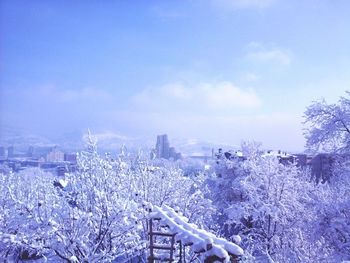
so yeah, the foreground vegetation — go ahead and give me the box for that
[1,92,350,262]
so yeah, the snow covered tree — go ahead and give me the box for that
[211,142,316,262]
[0,135,145,262]
[307,158,350,262]
[0,168,64,261]
[239,153,314,262]
[0,133,215,262]
[303,93,350,262]
[290,154,350,263]
[129,154,216,229]
[304,91,350,153]
[51,135,145,262]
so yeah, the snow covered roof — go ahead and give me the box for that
[149,205,243,262]
[261,150,295,158]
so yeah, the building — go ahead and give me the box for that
[169,147,176,159]
[310,153,335,183]
[293,154,308,167]
[155,134,181,160]
[46,148,65,162]
[64,153,77,163]
[156,134,170,159]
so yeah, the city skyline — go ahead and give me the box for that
[1,1,350,152]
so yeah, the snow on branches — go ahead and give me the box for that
[304,92,350,153]
[149,205,243,262]
[0,134,214,262]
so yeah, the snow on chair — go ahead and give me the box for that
[147,205,243,263]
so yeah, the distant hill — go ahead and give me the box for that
[0,127,233,157]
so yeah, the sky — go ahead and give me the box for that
[1,0,350,151]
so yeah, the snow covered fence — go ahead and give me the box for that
[148,205,243,262]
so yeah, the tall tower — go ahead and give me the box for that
[156,134,170,159]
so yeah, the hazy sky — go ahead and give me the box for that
[1,0,350,151]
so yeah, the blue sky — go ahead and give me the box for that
[1,0,350,151]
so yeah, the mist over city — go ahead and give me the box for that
[1,1,350,263]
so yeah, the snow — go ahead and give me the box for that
[59,179,68,188]
[231,235,241,244]
[149,205,244,261]
[70,256,79,262]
